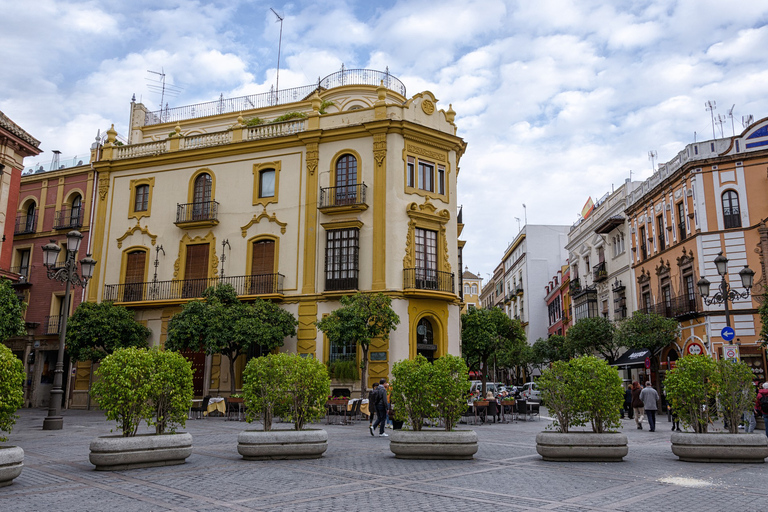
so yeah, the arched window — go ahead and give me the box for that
[464,283,471,295]
[416,318,435,363]
[471,284,478,294]
[335,154,357,205]
[123,249,147,302]
[24,202,36,232]
[722,190,741,228]
[70,194,82,227]
[192,173,212,219]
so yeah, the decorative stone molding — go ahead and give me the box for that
[676,247,694,267]
[240,206,287,237]
[306,142,318,176]
[637,268,651,284]
[655,258,670,276]
[116,221,158,248]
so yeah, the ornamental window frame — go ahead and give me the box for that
[129,177,155,220]
[403,142,450,202]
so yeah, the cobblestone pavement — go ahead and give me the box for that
[2,408,768,511]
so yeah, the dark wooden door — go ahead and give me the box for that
[123,250,146,301]
[250,240,275,294]
[183,244,209,298]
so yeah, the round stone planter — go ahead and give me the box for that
[237,429,328,460]
[0,446,24,487]
[670,432,768,463]
[536,431,628,462]
[89,432,193,471]
[389,430,478,460]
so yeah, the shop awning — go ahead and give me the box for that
[611,348,651,367]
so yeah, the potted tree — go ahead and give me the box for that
[0,344,25,486]
[666,355,768,462]
[88,348,194,470]
[536,356,628,462]
[238,352,331,460]
[389,354,477,459]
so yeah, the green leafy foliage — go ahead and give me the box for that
[92,347,155,437]
[531,335,571,370]
[759,291,768,347]
[166,285,297,395]
[318,100,334,114]
[0,279,26,342]
[461,307,526,395]
[65,302,150,362]
[390,355,435,431]
[244,117,264,126]
[614,311,679,354]
[566,317,620,363]
[242,353,330,431]
[717,359,756,434]
[431,355,471,431]
[271,111,307,123]
[664,355,718,433]
[92,347,194,437]
[316,292,399,397]
[149,350,194,435]
[327,359,358,381]
[0,344,24,442]
[539,356,623,433]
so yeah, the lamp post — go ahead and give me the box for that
[41,230,96,430]
[697,251,755,329]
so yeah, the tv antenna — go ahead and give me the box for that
[742,114,754,129]
[514,217,521,233]
[270,8,284,103]
[727,104,736,136]
[705,100,716,139]
[648,150,657,171]
[715,114,727,138]
[146,69,182,113]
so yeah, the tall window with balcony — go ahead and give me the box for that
[415,228,438,289]
[639,226,647,260]
[334,155,357,205]
[250,240,276,294]
[123,250,146,302]
[17,202,36,234]
[656,215,665,251]
[182,244,209,298]
[722,190,741,229]
[70,194,83,227]
[193,173,213,220]
[677,202,686,240]
[14,248,31,279]
[325,228,359,291]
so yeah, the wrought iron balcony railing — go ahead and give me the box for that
[14,214,36,235]
[45,315,63,335]
[592,261,607,282]
[319,183,367,208]
[54,207,84,229]
[9,265,30,278]
[103,273,285,302]
[175,201,219,225]
[403,268,454,294]
[641,295,700,319]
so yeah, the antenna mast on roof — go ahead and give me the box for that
[742,114,754,129]
[716,114,726,138]
[648,150,657,171]
[727,104,736,136]
[270,8,284,104]
[705,100,716,139]
[146,69,182,117]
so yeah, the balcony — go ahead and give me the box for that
[639,243,648,260]
[45,315,62,335]
[641,295,701,320]
[175,201,219,228]
[403,268,454,294]
[318,184,368,214]
[325,273,359,292]
[515,283,524,295]
[54,206,84,230]
[14,214,36,235]
[103,273,285,303]
[658,234,666,252]
[592,261,608,282]
[570,278,581,293]
[9,265,30,279]
[678,221,687,242]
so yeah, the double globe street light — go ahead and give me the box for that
[41,230,96,430]
[697,251,755,329]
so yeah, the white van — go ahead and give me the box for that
[469,381,498,395]
[520,381,540,400]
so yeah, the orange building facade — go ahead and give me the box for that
[626,117,768,385]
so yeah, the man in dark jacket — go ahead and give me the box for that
[757,382,768,438]
[368,383,379,436]
[371,379,389,437]
[624,384,633,420]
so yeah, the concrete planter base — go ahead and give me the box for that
[389,430,478,460]
[671,432,768,463]
[89,433,193,471]
[536,432,628,462]
[238,429,328,460]
[0,446,24,487]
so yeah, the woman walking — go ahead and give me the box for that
[631,381,644,430]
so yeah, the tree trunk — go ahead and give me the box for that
[360,345,368,399]
[228,353,238,396]
[481,356,488,396]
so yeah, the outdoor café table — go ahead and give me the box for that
[500,400,515,423]
[326,399,349,425]
[473,400,488,424]
[206,397,226,417]
[227,397,244,421]
[189,399,202,419]
[346,399,369,418]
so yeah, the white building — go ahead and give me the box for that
[500,225,569,343]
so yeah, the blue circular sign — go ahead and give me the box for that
[721,326,735,342]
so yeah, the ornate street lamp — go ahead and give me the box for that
[41,230,96,430]
[697,251,754,329]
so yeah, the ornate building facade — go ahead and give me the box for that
[87,70,466,397]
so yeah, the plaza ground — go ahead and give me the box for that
[2,408,768,511]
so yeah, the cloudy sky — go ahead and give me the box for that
[3,0,768,281]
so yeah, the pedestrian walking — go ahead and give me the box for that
[624,384,633,420]
[371,378,389,437]
[368,383,379,436]
[631,381,644,429]
[757,382,768,438]
[639,381,660,432]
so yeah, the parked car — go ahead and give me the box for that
[470,381,498,396]
[520,381,541,401]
